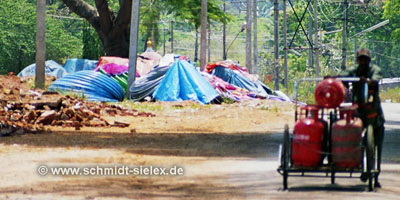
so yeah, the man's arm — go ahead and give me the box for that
[368,65,382,93]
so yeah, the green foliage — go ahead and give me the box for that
[163,0,233,29]
[0,0,82,74]
[137,0,233,52]
[140,0,162,50]
[383,0,400,40]
[380,87,400,103]
[82,21,104,59]
[0,0,35,73]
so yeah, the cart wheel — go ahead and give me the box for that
[331,172,335,184]
[282,124,289,190]
[366,125,375,191]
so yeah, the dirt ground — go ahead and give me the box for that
[2,73,398,199]
[48,100,294,134]
[0,98,296,199]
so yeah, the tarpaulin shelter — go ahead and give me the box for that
[18,60,66,78]
[141,51,162,63]
[136,57,158,76]
[129,65,171,101]
[153,60,219,104]
[63,59,98,73]
[201,72,254,101]
[95,56,129,70]
[211,67,269,97]
[94,56,157,77]
[205,60,249,74]
[100,63,129,75]
[49,71,125,102]
[206,60,274,96]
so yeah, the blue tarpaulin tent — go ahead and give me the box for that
[63,58,98,73]
[18,60,66,78]
[153,60,219,104]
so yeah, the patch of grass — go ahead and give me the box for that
[220,96,236,104]
[64,91,87,100]
[118,100,164,112]
[51,88,87,100]
[380,87,400,103]
[260,105,280,113]
[24,77,55,90]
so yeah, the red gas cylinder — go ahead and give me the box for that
[332,106,363,168]
[315,78,346,108]
[292,105,324,167]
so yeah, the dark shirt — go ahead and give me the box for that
[340,64,385,127]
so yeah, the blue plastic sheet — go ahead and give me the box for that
[18,60,66,78]
[49,71,125,102]
[63,59,98,73]
[211,67,269,97]
[153,60,219,104]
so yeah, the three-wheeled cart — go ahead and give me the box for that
[277,78,378,191]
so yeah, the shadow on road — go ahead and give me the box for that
[0,132,283,158]
[288,184,368,192]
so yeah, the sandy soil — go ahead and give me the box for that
[0,98,296,199]
[48,99,295,134]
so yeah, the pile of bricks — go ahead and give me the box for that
[0,73,155,136]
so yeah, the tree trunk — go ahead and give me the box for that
[62,0,133,58]
[101,30,130,57]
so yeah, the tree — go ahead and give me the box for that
[61,0,132,57]
[0,0,82,74]
[61,0,231,58]
[383,0,400,40]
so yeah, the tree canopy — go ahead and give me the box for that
[0,0,82,74]
[60,0,232,57]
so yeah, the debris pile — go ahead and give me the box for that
[0,74,155,136]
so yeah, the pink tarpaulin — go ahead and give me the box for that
[100,63,128,75]
[95,56,158,77]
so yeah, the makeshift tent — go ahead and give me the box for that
[95,56,129,70]
[49,71,125,102]
[18,60,66,78]
[136,57,158,76]
[100,63,129,75]
[63,59,98,73]
[141,51,162,63]
[99,69,129,92]
[206,60,248,74]
[201,72,254,101]
[211,67,269,97]
[129,54,183,101]
[129,65,171,101]
[153,60,219,104]
[94,56,156,77]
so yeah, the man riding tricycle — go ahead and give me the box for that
[277,49,385,191]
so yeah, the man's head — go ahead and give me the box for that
[356,48,371,66]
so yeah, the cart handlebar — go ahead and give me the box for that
[294,77,370,104]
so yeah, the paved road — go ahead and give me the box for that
[183,103,400,199]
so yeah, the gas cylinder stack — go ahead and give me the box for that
[292,78,364,168]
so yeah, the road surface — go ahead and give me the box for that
[0,104,399,199]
